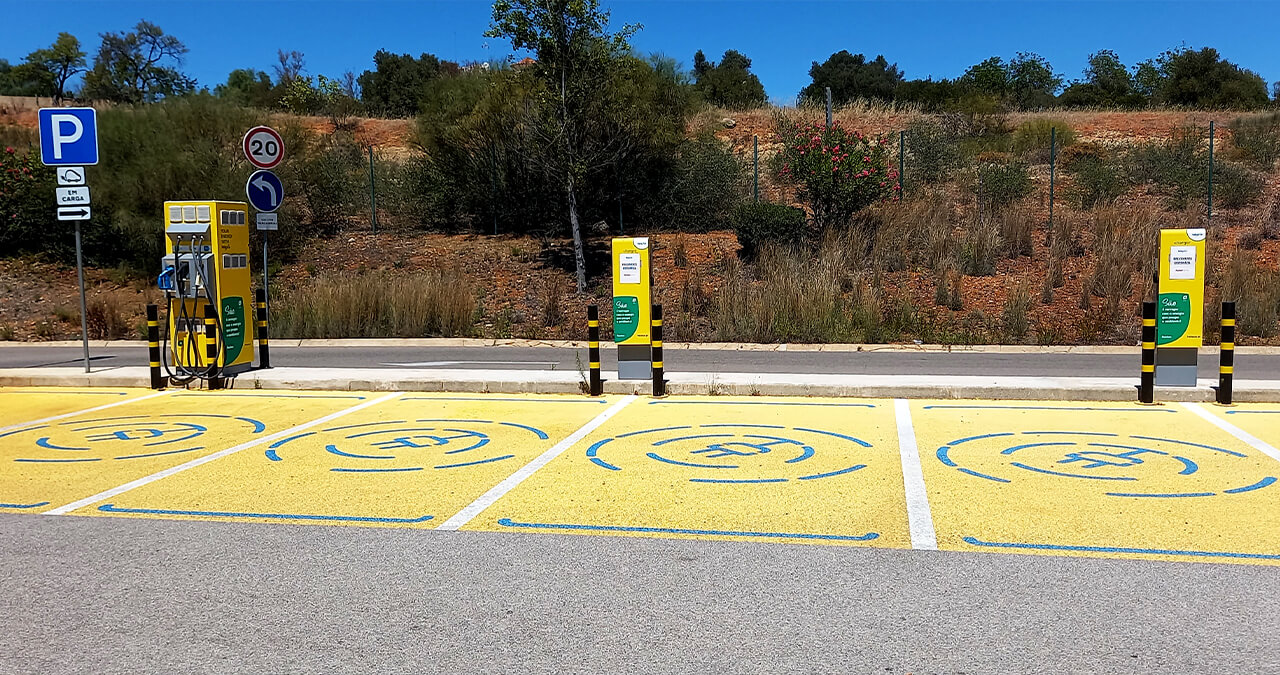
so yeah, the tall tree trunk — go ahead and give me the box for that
[566,172,587,293]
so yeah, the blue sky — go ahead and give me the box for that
[3,1,1278,104]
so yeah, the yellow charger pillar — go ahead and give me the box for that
[612,237,652,380]
[159,201,255,381]
[1155,227,1206,386]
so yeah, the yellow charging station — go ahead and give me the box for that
[158,200,255,382]
[612,237,652,380]
[1155,227,1206,385]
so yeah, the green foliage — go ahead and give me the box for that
[974,159,1032,209]
[904,119,961,185]
[1060,50,1146,108]
[1213,162,1264,209]
[0,147,61,258]
[1131,126,1206,209]
[81,21,195,103]
[801,51,903,105]
[959,57,1009,99]
[731,202,807,257]
[1011,119,1076,156]
[1229,113,1280,169]
[0,59,45,96]
[644,133,744,231]
[1141,47,1270,109]
[358,50,456,118]
[1007,52,1062,109]
[215,69,276,108]
[692,49,766,109]
[22,33,86,103]
[774,117,898,228]
[1062,143,1128,209]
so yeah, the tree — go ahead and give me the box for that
[1007,52,1061,109]
[691,49,766,109]
[215,69,275,108]
[1273,81,1280,102]
[357,50,454,117]
[24,33,86,103]
[1161,47,1269,109]
[1060,50,1142,108]
[81,21,194,103]
[487,0,640,293]
[800,51,903,105]
[273,50,306,88]
[960,56,1009,99]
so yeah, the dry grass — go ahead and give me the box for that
[86,292,137,340]
[1220,250,1280,338]
[273,270,476,338]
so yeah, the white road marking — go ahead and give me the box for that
[436,395,637,530]
[0,390,171,434]
[894,398,938,550]
[380,361,559,368]
[42,392,404,515]
[1181,402,1280,464]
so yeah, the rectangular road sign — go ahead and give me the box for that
[56,167,86,186]
[255,213,278,231]
[57,206,91,221]
[38,108,99,166]
[55,186,91,206]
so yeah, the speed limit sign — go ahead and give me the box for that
[242,126,284,169]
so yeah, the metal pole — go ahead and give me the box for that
[1218,301,1235,405]
[587,304,602,396]
[898,130,905,195]
[825,87,833,127]
[146,304,166,389]
[1139,301,1156,404]
[262,233,269,332]
[74,221,90,373]
[650,303,665,397]
[616,162,623,235]
[1207,120,1214,227]
[368,146,378,234]
[753,135,759,203]
[1048,126,1056,235]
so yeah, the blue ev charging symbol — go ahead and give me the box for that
[586,424,873,484]
[0,414,266,462]
[935,431,1277,498]
[264,419,547,472]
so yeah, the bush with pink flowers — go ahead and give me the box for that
[774,118,899,229]
[0,147,60,258]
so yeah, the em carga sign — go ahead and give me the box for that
[1155,227,1206,386]
[612,237,652,380]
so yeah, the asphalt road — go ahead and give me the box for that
[2,514,1276,674]
[3,344,1279,379]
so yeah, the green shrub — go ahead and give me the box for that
[0,148,61,259]
[1062,143,1129,209]
[904,119,962,186]
[1213,161,1264,209]
[1229,113,1280,170]
[774,116,897,228]
[731,202,808,258]
[974,160,1033,210]
[1131,126,1206,209]
[1012,118,1077,158]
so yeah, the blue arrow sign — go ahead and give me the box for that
[38,108,99,166]
[245,170,283,213]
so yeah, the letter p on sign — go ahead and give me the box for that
[38,108,99,166]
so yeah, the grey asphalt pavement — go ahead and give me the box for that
[2,514,1277,674]
[3,344,1279,379]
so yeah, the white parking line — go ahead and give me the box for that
[894,399,938,550]
[436,395,637,530]
[42,392,404,515]
[1181,402,1280,464]
[0,390,171,434]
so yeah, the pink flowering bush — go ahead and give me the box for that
[775,119,899,228]
[0,147,58,257]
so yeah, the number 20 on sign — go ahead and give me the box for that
[242,126,284,169]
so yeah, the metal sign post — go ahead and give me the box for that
[39,107,99,373]
[243,126,284,345]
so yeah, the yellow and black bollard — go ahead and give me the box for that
[1217,301,1235,405]
[204,303,222,390]
[651,303,665,397]
[587,304,602,396]
[1139,301,1155,404]
[255,287,271,370]
[146,304,167,390]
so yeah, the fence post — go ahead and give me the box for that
[1139,301,1155,404]
[651,304,665,397]
[367,146,378,234]
[1048,126,1057,238]
[587,304,602,397]
[1207,120,1215,228]
[1217,301,1235,405]
[204,303,223,390]
[256,287,271,370]
[898,130,905,195]
[825,87,833,127]
[146,304,166,390]
[753,135,759,203]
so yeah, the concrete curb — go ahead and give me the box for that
[4,366,1279,402]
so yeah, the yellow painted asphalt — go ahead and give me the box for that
[1,388,1278,566]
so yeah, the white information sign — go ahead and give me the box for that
[619,253,642,284]
[55,186,90,205]
[56,167,86,186]
[1169,245,1196,280]
[256,212,278,231]
[57,206,91,221]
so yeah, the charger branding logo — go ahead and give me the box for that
[586,424,875,484]
[935,430,1276,498]
[264,419,547,473]
[221,297,246,363]
[0,414,265,462]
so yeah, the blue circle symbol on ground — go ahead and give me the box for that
[935,431,1276,498]
[586,424,873,484]
[0,414,266,462]
[265,419,547,473]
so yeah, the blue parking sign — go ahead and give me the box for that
[38,108,99,166]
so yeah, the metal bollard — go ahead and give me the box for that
[587,304,602,396]
[651,304,665,397]
[204,303,222,390]
[1217,301,1235,405]
[255,287,271,369]
[1139,301,1155,404]
[146,304,167,390]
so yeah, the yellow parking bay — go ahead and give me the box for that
[0,390,368,512]
[76,394,612,527]
[913,401,1280,565]
[1203,403,1280,448]
[0,387,157,428]
[467,397,908,547]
